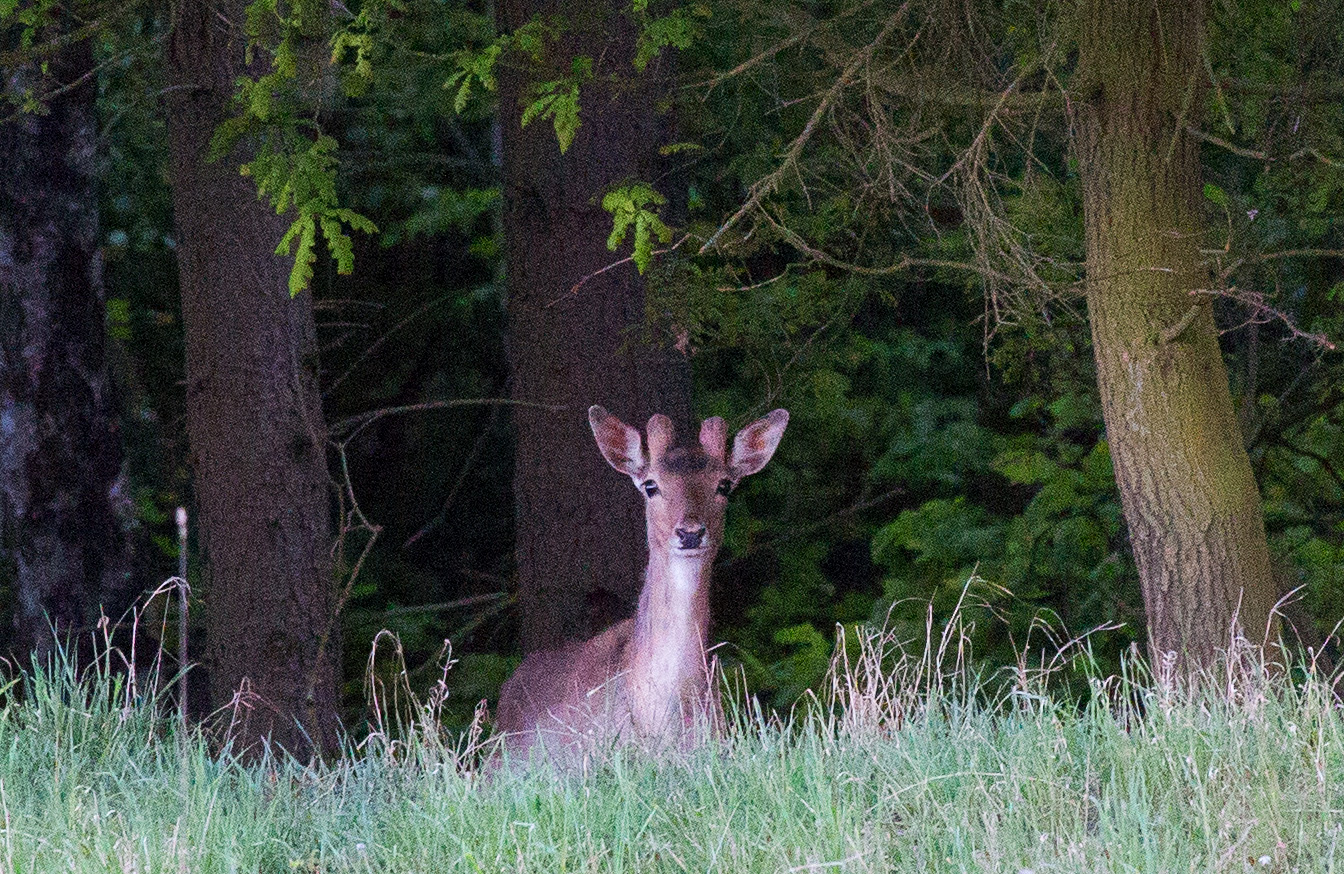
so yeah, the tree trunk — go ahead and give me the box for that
[0,30,132,661]
[166,0,340,756]
[1075,0,1277,672]
[498,0,691,653]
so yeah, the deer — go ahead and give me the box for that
[495,404,789,761]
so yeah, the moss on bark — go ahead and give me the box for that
[1075,0,1278,671]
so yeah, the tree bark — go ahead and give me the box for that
[1075,0,1278,672]
[166,0,340,756]
[0,30,132,661]
[498,0,691,653]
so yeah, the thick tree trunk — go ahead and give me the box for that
[0,32,131,660]
[1075,0,1277,671]
[498,0,691,653]
[167,1,340,756]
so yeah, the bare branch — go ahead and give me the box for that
[699,7,911,254]
[1192,285,1338,351]
[1245,248,1344,265]
[1,44,139,128]
[1185,126,1270,160]
[402,405,503,550]
[0,0,142,70]
[758,205,1020,283]
[325,292,460,397]
[553,233,693,305]
[1269,438,1344,492]
[330,398,565,440]
[689,30,813,92]
[1160,303,1207,344]
[1187,126,1344,165]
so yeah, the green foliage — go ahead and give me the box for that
[443,15,545,113]
[202,0,380,295]
[91,6,195,595]
[326,0,411,94]
[398,186,500,246]
[438,2,702,253]
[1,0,133,117]
[602,182,672,273]
[441,15,560,116]
[244,0,513,720]
[33,0,1344,729]
[631,1,711,72]
[446,41,502,112]
[1200,0,1344,643]
[658,0,1344,703]
[658,224,1135,701]
[228,132,376,296]
[860,323,1137,672]
[520,54,593,154]
[767,622,832,704]
[0,0,59,55]
[872,428,1132,653]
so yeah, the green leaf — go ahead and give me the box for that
[601,182,671,273]
[992,448,1058,485]
[658,141,704,156]
[106,298,132,342]
[1203,182,1228,207]
[633,6,705,71]
[1047,394,1095,431]
[519,56,591,153]
[446,42,502,114]
[275,215,318,298]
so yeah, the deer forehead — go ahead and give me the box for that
[653,447,727,480]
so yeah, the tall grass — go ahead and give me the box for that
[1,614,1342,873]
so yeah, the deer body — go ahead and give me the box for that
[496,405,788,759]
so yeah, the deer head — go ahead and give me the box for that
[589,406,789,564]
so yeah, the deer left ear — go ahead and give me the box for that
[728,409,788,479]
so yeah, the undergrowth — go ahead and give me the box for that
[1,603,1342,873]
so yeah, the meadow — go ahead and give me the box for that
[2,622,1341,874]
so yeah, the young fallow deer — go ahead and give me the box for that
[496,405,789,759]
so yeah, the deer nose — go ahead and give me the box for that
[674,525,706,550]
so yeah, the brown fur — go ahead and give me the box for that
[495,406,788,761]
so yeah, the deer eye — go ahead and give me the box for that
[641,480,660,498]
[716,478,733,497]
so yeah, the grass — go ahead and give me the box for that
[1,620,1343,873]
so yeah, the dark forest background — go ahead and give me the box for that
[1,0,1341,754]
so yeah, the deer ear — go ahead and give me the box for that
[728,409,789,479]
[590,406,646,477]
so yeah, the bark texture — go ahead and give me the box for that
[167,1,340,756]
[1075,0,1277,671]
[0,32,131,660]
[498,0,691,653]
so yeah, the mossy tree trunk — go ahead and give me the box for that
[498,0,691,653]
[1075,0,1277,671]
[167,0,341,756]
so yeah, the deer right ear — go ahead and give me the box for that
[589,406,647,478]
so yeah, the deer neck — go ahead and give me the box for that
[626,546,713,734]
